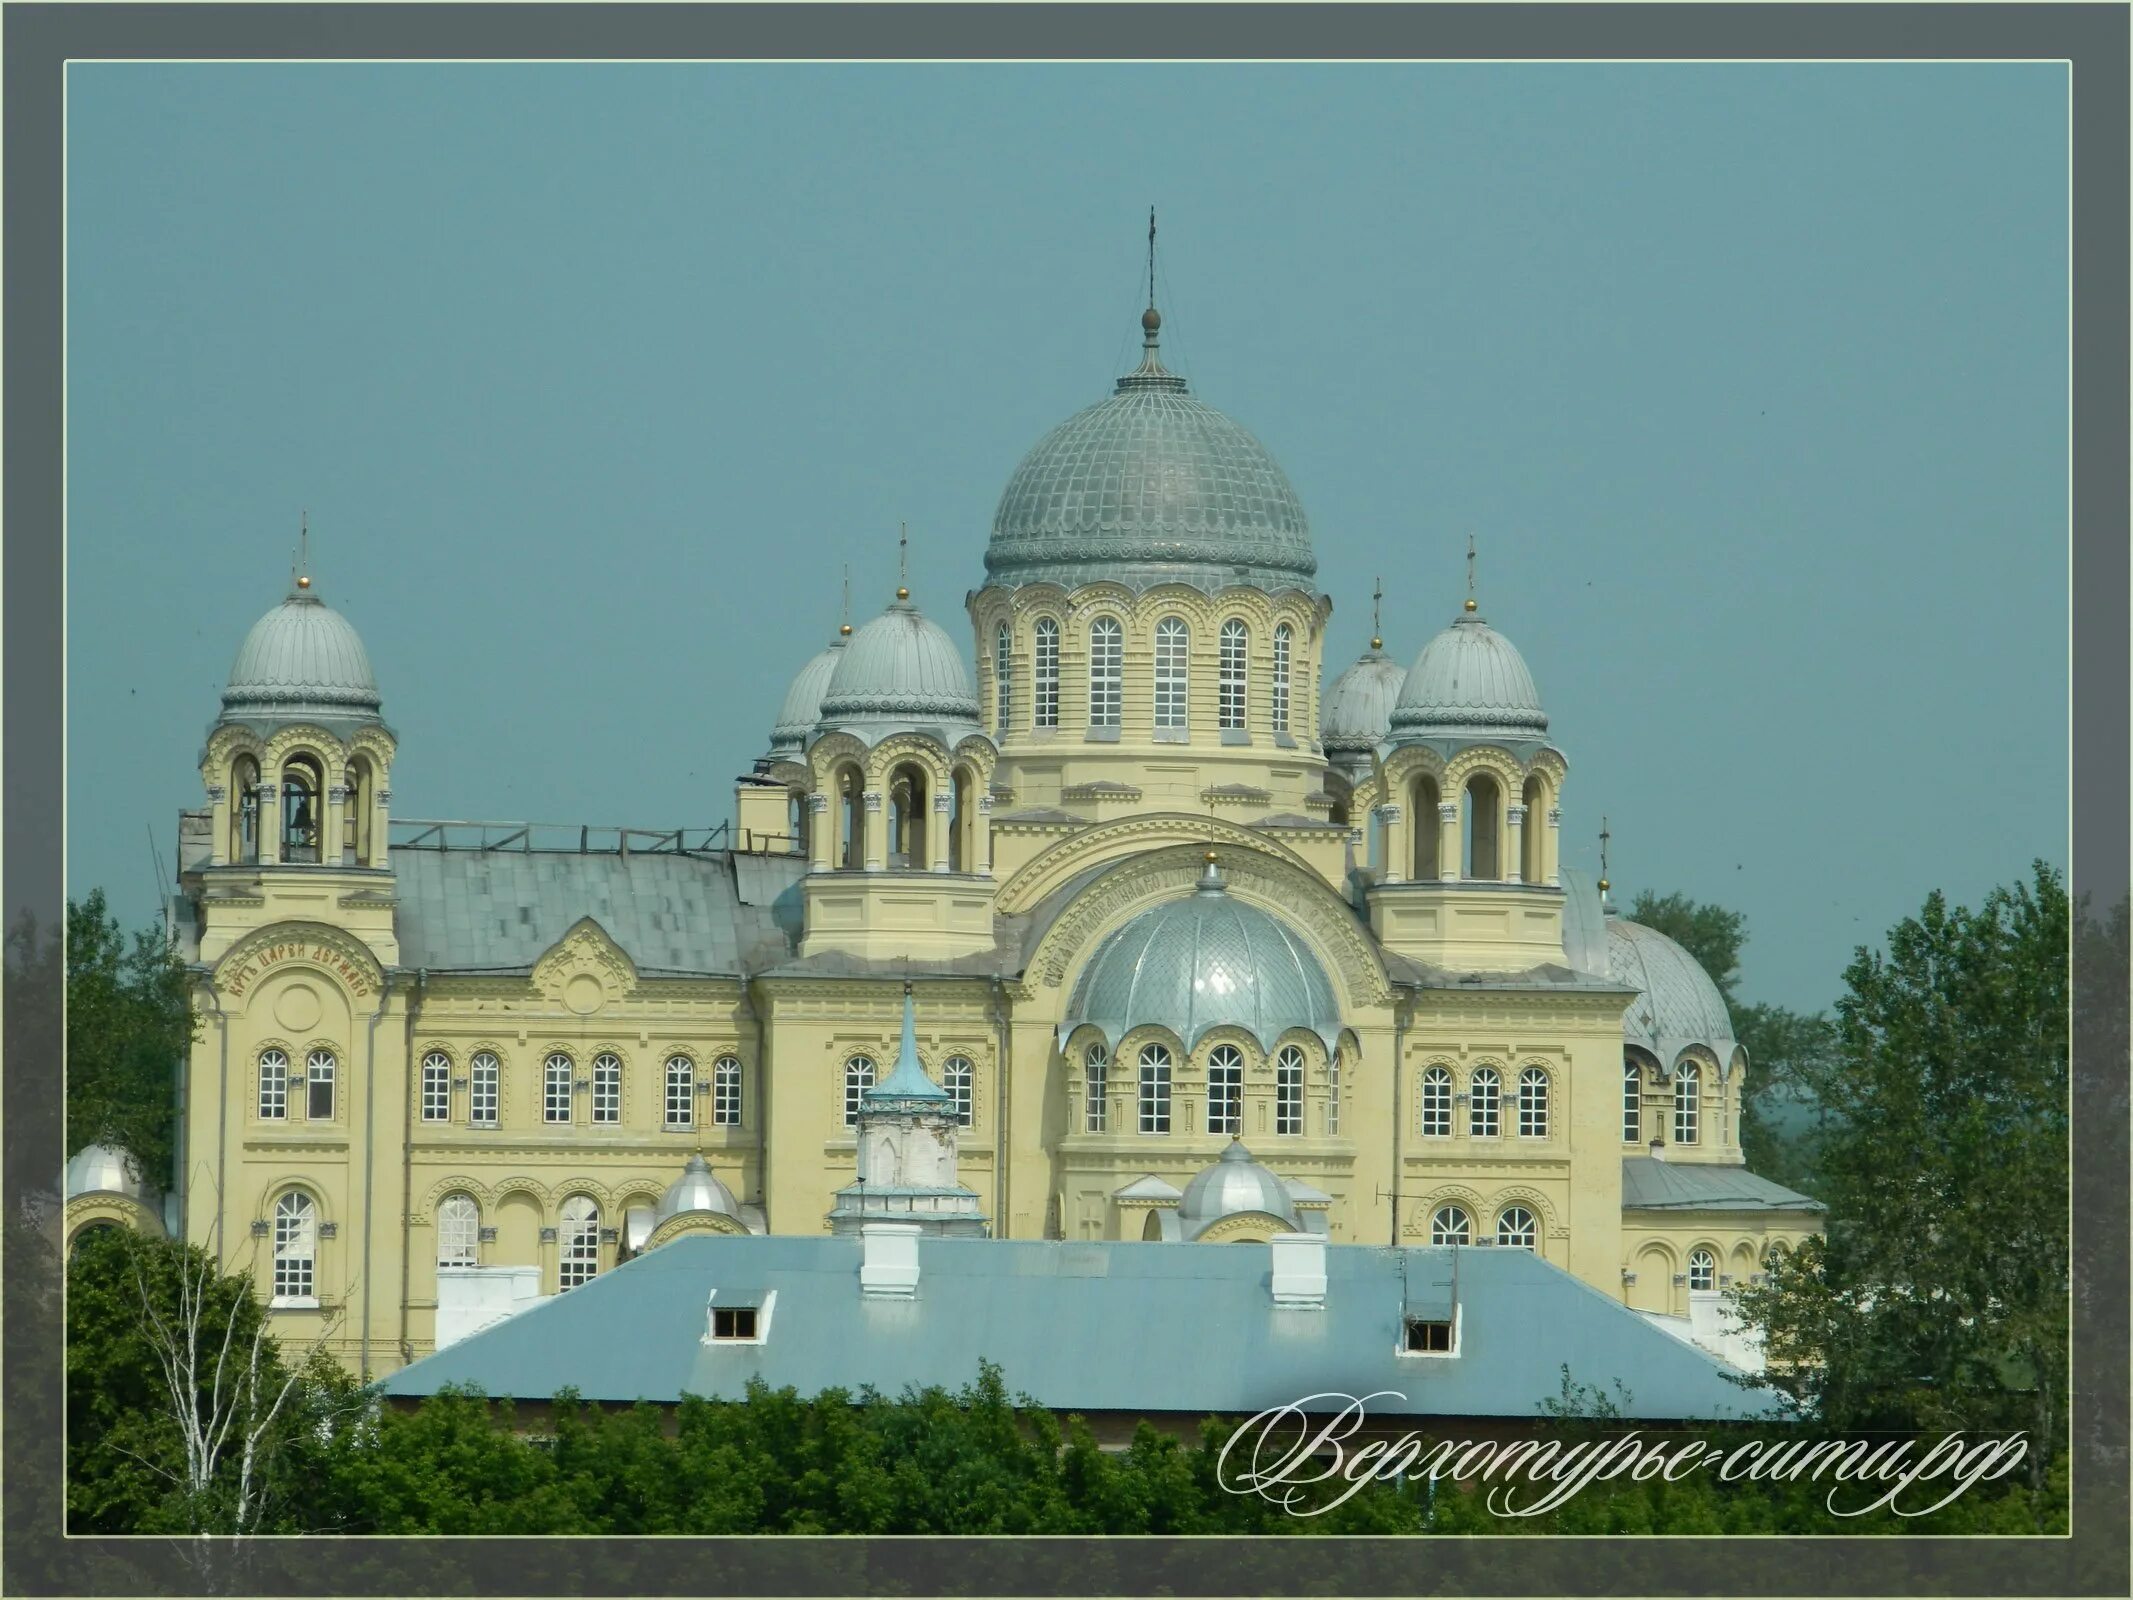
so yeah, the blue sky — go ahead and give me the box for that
[64,63,2068,1011]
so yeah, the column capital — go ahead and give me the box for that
[1438,802,1459,822]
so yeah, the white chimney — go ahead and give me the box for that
[859,1222,922,1298]
[1269,1232,1326,1309]
[1648,1137,1666,1163]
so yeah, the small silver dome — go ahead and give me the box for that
[1389,612,1547,741]
[1607,918,1741,1069]
[655,1153,741,1226]
[1065,864,1342,1054]
[769,634,846,756]
[1178,1139,1301,1234]
[1321,647,1408,758]
[816,597,981,740]
[222,590,382,721]
[65,1143,158,1204]
[984,313,1316,594]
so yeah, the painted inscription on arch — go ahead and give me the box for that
[221,940,374,1000]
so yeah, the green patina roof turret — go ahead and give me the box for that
[983,306,1317,595]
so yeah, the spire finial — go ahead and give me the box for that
[294,510,313,592]
[1148,205,1157,312]
[1463,535,1477,613]
[1371,576,1384,651]
[1598,815,1612,900]
[896,522,910,601]
[840,564,852,636]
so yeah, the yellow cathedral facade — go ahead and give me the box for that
[73,291,1821,1377]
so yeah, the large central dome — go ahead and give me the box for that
[984,309,1316,594]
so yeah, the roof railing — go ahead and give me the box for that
[389,819,732,856]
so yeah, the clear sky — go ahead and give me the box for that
[64,62,2068,1012]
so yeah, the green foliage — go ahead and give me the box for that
[66,889,197,1185]
[1735,862,2070,1487]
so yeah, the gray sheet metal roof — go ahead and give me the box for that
[380,1233,1785,1421]
[390,848,801,976]
[1621,1157,1824,1213]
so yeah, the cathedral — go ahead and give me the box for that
[69,286,1821,1379]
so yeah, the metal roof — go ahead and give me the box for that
[815,598,982,744]
[768,634,847,756]
[1606,917,1741,1069]
[380,1231,1786,1421]
[390,847,801,976]
[221,590,383,722]
[1389,612,1548,742]
[1322,646,1408,756]
[1621,1157,1824,1212]
[983,313,1316,595]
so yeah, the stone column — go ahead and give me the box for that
[371,784,392,868]
[258,784,281,865]
[1505,804,1527,884]
[207,783,230,867]
[1437,801,1460,882]
[1546,806,1562,886]
[974,794,994,876]
[929,792,952,873]
[807,794,833,873]
[862,791,885,872]
[325,784,348,867]
[1377,804,1404,884]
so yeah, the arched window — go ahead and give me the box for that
[1207,1044,1243,1136]
[437,1193,479,1267]
[271,1191,316,1303]
[1089,618,1123,729]
[888,763,928,870]
[1517,1066,1551,1138]
[590,1054,621,1124]
[305,1049,336,1121]
[1218,619,1248,730]
[558,1196,601,1291]
[1496,1206,1538,1251]
[1410,775,1441,880]
[231,754,261,863]
[1429,1204,1472,1246]
[1469,1066,1501,1138]
[1154,618,1189,733]
[420,1052,451,1123]
[1521,774,1545,884]
[281,755,323,864]
[838,764,864,870]
[1622,1060,1641,1143]
[713,1056,743,1127]
[1084,1044,1109,1133]
[346,753,375,866]
[1419,1065,1452,1137]
[1688,1248,1716,1291]
[944,1057,973,1128]
[1327,1053,1341,1135]
[470,1051,500,1128]
[1138,1044,1172,1134]
[1465,773,1502,880]
[1033,618,1060,728]
[257,1048,289,1120]
[544,1053,574,1124]
[844,1057,875,1126]
[1271,624,1292,733]
[1275,1045,1305,1135]
[994,622,1012,731]
[1674,1061,1701,1145]
[665,1056,695,1129]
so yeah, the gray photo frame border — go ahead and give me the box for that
[5,4,2125,1596]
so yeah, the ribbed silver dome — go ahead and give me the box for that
[1065,863,1342,1054]
[769,634,847,756]
[1178,1140,1302,1233]
[65,1143,157,1203]
[1389,612,1547,741]
[1606,918,1740,1069]
[984,313,1316,594]
[222,591,382,721]
[655,1153,741,1226]
[1321,647,1409,757]
[816,597,982,740]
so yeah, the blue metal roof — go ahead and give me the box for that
[381,1233,1786,1422]
[1621,1158,1824,1213]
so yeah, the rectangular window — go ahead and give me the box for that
[1469,1071,1500,1138]
[1033,619,1059,728]
[470,1052,499,1128]
[1084,1049,1108,1133]
[714,1058,743,1127]
[420,1053,451,1123]
[1276,1062,1302,1135]
[1404,1318,1453,1354]
[1271,625,1292,732]
[591,1055,621,1124]
[994,624,1012,732]
[711,1305,758,1340]
[545,1056,574,1124]
[1207,1048,1243,1136]
[1327,1056,1341,1136]
[1089,619,1122,728]
[305,1051,335,1121]
[1622,1065,1641,1143]
[1218,620,1248,730]
[258,1050,288,1121]
[1154,619,1188,731]
[665,1057,694,1130]
[1138,1054,1171,1135]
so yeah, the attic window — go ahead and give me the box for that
[711,1306,758,1341]
[1404,1318,1454,1354]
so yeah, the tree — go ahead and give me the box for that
[66,889,196,1184]
[1734,862,2070,1495]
